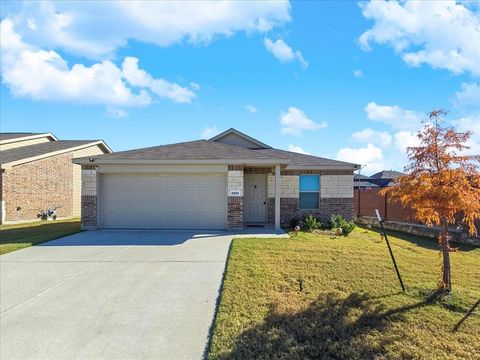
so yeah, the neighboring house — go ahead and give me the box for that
[0,132,111,224]
[73,128,359,230]
[354,174,379,190]
[368,170,404,187]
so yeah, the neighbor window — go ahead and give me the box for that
[299,175,319,209]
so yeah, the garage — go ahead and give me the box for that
[99,173,227,229]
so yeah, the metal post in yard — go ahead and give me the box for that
[375,209,405,292]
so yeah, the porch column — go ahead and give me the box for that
[275,164,281,230]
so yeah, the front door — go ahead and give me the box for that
[244,174,267,223]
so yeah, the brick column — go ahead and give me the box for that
[227,165,244,229]
[81,165,97,229]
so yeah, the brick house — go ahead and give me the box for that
[73,128,359,230]
[0,133,111,224]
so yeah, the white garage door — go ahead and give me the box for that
[100,174,227,229]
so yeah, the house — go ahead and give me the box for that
[354,174,379,190]
[73,128,360,230]
[368,170,404,187]
[0,132,111,224]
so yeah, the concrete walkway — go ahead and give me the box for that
[0,230,235,360]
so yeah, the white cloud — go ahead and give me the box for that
[455,82,480,108]
[280,107,327,136]
[264,38,308,68]
[201,126,219,139]
[7,1,291,59]
[246,105,257,113]
[336,143,384,173]
[288,145,310,155]
[456,116,480,155]
[122,57,195,104]
[352,128,392,148]
[105,107,128,119]
[0,19,196,107]
[359,0,480,76]
[393,131,420,153]
[364,102,423,130]
[353,69,363,78]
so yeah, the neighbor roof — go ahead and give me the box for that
[0,132,57,143]
[1,140,110,167]
[354,181,379,188]
[370,170,404,179]
[354,174,370,180]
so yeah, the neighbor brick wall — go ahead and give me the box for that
[2,152,73,222]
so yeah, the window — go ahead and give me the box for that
[299,175,319,209]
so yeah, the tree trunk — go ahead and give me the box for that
[439,218,452,293]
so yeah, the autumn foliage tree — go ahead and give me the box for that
[380,110,480,294]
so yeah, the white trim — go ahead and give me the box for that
[209,128,272,149]
[0,133,57,145]
[286,165,360,170]
[275,165,281,230]
[1,141,111,169]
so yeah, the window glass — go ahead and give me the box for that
[299,175,320,209]
[300,175,319,192]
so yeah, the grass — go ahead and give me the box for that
[0,218,81,255]
[208,227,480,360]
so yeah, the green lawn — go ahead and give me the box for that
[208,228,480,360]
[0,219,81,255]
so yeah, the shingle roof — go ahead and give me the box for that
[81,140,287,162]
[0,140,101,165]
[354,181,379,188]
[354,174,371,180]
[370,170,404,179]
[256,148,358,168]
[0,132,43,141]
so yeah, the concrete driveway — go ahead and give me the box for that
[0,230,233,360]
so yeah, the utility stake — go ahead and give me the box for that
[375,209,405,292]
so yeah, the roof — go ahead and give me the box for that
[1,140,110,167]
[370,170,404,179]
[257,148,358,168]
[354,174,371,180]
[209,128,271,149]
[75,140,288,163]
[0,133,41,141]
[73,128,360,169]
[0,132,57,143]
[354,181,379,188]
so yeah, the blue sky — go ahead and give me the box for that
[1,1,479,174]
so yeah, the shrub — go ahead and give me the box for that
[304,214,321,232]
[289,216,302,229]
[330,214,356,236]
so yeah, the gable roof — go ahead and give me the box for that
[257,148,358,169]
[0,132,57,143]
[74,140,289,165]
[370,170,404,179]
[1,140,111,168]
[209,128,271,149]
[354,174,371,180]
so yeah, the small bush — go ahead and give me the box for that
[289,216,302,229]
[330,214,356,236]
[304,214,321,232]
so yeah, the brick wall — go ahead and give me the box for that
[80,166,97,228]
[2,152,73,222]
[227,196,243,229]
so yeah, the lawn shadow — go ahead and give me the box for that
[452,299,480,332]
[214,291,429,360]
[357,225,477,252]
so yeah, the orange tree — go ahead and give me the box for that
[381,110,480,293]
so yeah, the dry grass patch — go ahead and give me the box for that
[208,228,480,360]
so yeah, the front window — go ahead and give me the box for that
[299,175,319,209]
